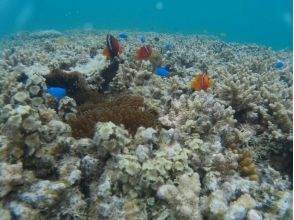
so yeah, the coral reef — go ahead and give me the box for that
[0,30,292,220]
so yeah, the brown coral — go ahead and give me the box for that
[238,150,259,181]
[68,95,157,139]
[227,143,239,153]
[226,143,259,181]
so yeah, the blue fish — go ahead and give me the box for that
[155,67,170,77]
[164,43,172,50]
[275,60,285,70]
[140,36,146,43]
[47,87,67,100]
[118,32,128,40]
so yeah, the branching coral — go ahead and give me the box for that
[238,150,259,181]
[159,92,236,140]
[210,151,239,178]
[215,64,292,143]
[215,64,262,123]
[214,62,292,176]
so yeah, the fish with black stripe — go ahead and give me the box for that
[136,45,153,60]
[102,34,124,61]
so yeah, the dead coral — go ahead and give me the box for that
[68,95,157,139]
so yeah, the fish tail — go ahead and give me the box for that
[102,48,111,58]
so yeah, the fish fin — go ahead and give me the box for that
[102,48,110,57]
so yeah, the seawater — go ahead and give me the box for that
[0,0,292,50]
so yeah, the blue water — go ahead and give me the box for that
[0,0,292,50]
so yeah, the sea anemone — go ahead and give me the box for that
[68,95,157,139]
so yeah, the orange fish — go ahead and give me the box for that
[136,45,152,60]
[191,72,213,91]
[103,34,124,60]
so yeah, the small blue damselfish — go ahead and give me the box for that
[155,66,170,77]
[118,32,128,40]
[164,43,172,50]
[140,36,146,43]
[275,60,285,70]
[47,87,67,100]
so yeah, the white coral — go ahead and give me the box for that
[157,172,201,219]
